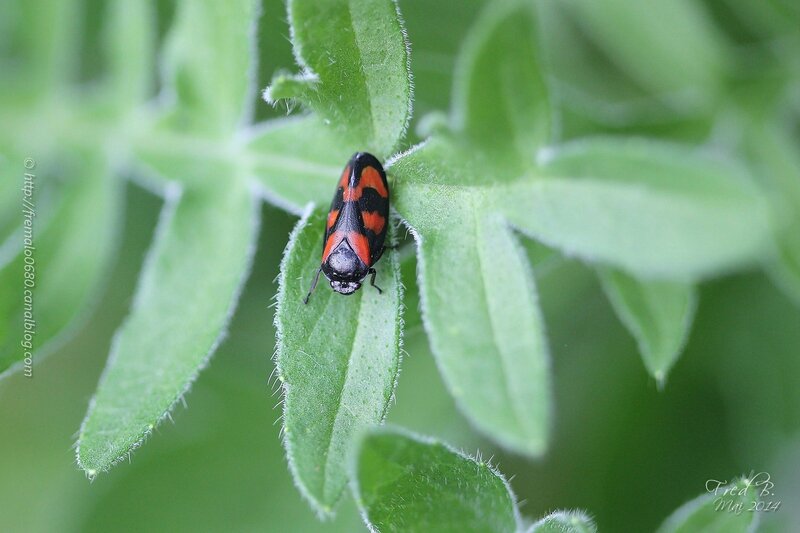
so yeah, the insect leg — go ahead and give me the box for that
[303,267,323,304]
[368,268,383,294]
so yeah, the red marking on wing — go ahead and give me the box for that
[343,186,361,202]
[322,231,344,262]
[347,231,372,266]
[360,166,388,198]
[338,166,351,189]
[362,211,386,234]
[341,165,388,202]
[326,209,340,230]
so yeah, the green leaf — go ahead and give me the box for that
[275,208,402,516]
[506,138,771,279]
[451,0,551,161]
[415,210,551,455]
[527,510,596,533]
[104,0,155,109]
[392,144,551,456]
[77,177,258,475]
[161,0,259,136]
[744,122,800,306]
[386,0,555,456]
[0,152,120,375]
[657,478,760,533]
[598,268,696,385]
[351,427,519,533]
[245,116,358,213]
[265,0,412,157]
[564,0,730,109]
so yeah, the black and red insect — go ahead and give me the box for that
[304,152,390,303]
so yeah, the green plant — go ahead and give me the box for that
[1,0,798,530]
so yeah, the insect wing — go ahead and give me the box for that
[352,155,390,265]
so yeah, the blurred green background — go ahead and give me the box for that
[2,0,799,531]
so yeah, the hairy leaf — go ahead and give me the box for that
[77,178,258,474]
[275,208,402,516]
[599,268,696,384]
[392,145,551,456]
[527,510,597,533]
[351,428,519,533]
[657,478,760,533]
[265,0,412,157]
[507,138,771,279]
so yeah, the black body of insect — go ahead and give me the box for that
[304,152,390,304]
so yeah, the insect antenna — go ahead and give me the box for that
[303,267,323,304]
